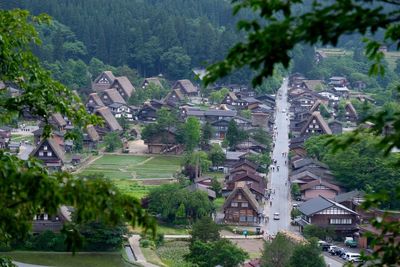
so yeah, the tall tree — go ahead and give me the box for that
[261,233,295,267]
[183,117,201,152]
[289,240,325,267]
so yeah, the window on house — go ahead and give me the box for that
[330,218,352,224]
[312,119,316,123]
[247,216,254,222]
[39,151,43,156]
[239,216,246,222]
[237,194,242,200]
[231,202,238,207]
[241,202,248,207]
[43,146,47,151]
[44,214,48,220]
[315,125,319,129]
[47,151,52,157]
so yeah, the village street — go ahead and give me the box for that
[264,78,291,236]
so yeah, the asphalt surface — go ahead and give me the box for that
[265,79,291,235]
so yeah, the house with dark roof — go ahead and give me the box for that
[328,76,348,87]
[92,71,116,92]
[344,102,358,123]
[211,119,230,139]
[299,179,342,201]
[164,89,185,105]
[144,128,183,154]
[32,205,72,233]
[334,190,364,211]
[172,79,199,97]
[83,124,100,149]
[108,102,134,121]
[86,93,105,113]
[296,195,359,236]
[225,172,266,201]
[204,109,237,122]
[186,183,216,200]
[137,103,159,122]
[94,107,123,135]
[299,111,332,137]
[31,138,65,171]
[110,76,134,100]
[223,182,262,225]
[50,113,67,132]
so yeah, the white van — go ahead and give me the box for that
[345,252,362,262]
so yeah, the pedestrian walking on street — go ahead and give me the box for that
[277,166,280,172]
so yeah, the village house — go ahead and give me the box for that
[137,102,159,122]
[92,71,116,92]
[144,128,183,154]
[328,76,349,88]
[100,88,126,106]
[225,172,266,201]
[186,183,216,200]
[110,76,134,100]
[94,107,123,135]
[344,102,358,123]
[164,89,185,106]
[83,124,100,149]
[30,138,65,172]
[141,77,164,89]
[0,126,11,149]
[223,181,263,225]
[299,111,333,137]
[32,206,72,233]
[296,195,359,237]
[315,50,327,63]
[85,93,105,113]
[299,179,342,201]
[172,79,199,97]
[108,102,135,121]
[50,113,67,132]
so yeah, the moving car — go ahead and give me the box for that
[273,212,280,220]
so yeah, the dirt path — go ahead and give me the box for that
[73,154,103,174]
[136,156,154,165]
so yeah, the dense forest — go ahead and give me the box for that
[4,0,246,81]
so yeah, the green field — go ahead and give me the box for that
[0,251,131,267]
[80,154,182,180]
[80,154,182,199]
[11,134,34,144]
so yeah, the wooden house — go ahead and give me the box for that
[141,77,164,89]
[344,102,358,123]
[172,79,199,97]
[225,172,266,201]
[328,76,349,87]
[137,103,158,122]
[50,113,67,132]
[100,88,126,106]
[223,182,262,225]
[299,179,342,201]
[297,195,359,237]
[300,111,332,137]
[211,119,230,139]
[92,71,116,92]
[83,124,100,149]
[86,93,105,113]
[108,102,134,121]
[144,128,183,154]
[110,76,134,100]
[164,89,185,105]
[32,206,72,233]
[31,138,65,171]
[94,107,123,135]
[0,127,11,149]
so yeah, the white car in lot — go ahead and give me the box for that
[273,212,280,220]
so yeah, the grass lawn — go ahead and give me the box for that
[80,154,182,180]
[156,241,193,267]
[11,134,34,144]
[214,197,225,212]
[203,171,225,181]
[141,247,166,266]
[0,251,131,267]
[113,179,156,199]
[132,223,190,235]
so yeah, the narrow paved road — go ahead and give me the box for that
[266,79,291,235]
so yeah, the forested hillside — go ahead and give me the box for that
[5,0,243,80]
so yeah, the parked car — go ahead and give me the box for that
[345,239,358,248]
[345,253,362,263]
[329,246,342,256]
[273,212,280,220]
[328,245,339,254]
[337,248,348,259]
[318,241,331,251]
